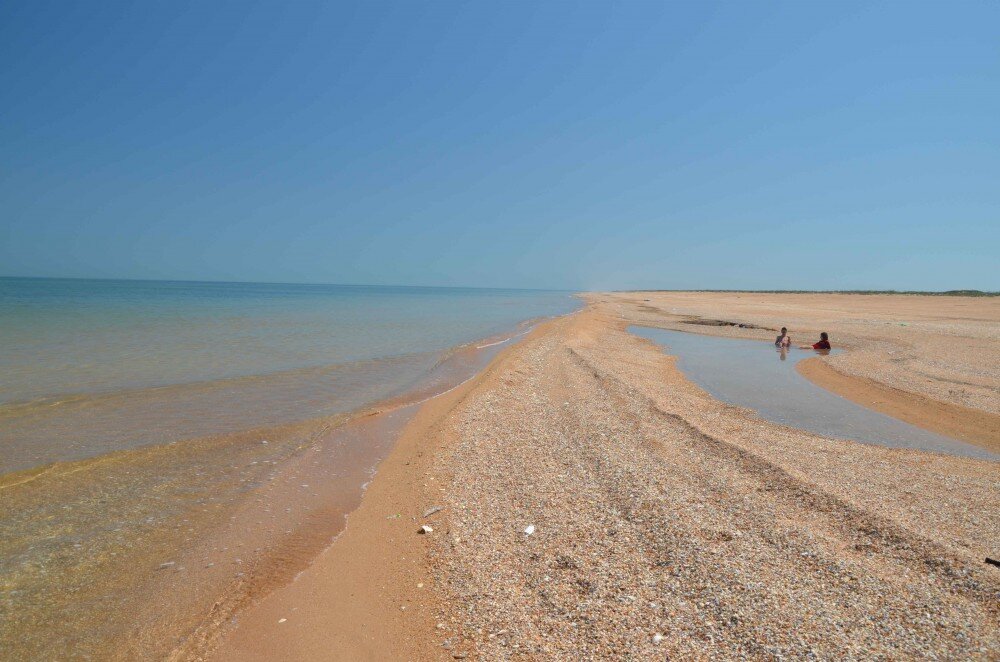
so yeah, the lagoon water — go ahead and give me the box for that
[630,326,996,461]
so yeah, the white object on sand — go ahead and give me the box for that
[419,525,434,534]
[524,525,535,536]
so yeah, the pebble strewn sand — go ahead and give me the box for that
[428,304,999,659]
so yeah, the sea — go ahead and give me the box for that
[0,277,580,659]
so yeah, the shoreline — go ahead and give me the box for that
[796,356,999,453]
[208,308,545,660]
[157,316,575,659]
[208,296,999,659]
[8,291,993,659]
[163,313,580,659]
[0,312,572,661]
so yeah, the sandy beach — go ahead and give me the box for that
[206,292,999,660]
[7,4,999,659]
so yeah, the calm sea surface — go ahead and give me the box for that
[0,277,579,472]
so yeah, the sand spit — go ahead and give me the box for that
[211,295,998,660]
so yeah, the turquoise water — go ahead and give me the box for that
[0,278,580,472]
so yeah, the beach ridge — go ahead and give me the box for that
[209,293,999,660]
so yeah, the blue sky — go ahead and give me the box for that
[1,1,997,291]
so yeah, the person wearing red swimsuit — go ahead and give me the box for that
[800,332,831,350]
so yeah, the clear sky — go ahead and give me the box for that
[1,1,997,291]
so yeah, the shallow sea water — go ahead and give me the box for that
[630,326,996,461]
[0,278,579,659]
[0,278,578,472]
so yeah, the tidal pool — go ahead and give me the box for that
[630,326,996,461]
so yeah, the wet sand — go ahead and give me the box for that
[1,408,410,660]
[797,358,999,452]
[0,330,522,660]
[209,293,999,660]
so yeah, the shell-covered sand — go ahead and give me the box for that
[429,296,998,659]
[212,293,999,661]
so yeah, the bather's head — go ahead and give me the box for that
[820,332,829,341]
[780,327,787,335]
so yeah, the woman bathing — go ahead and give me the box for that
[800,332,831,351]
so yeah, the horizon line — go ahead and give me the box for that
[2,275,996,296]
[0,274,581,294]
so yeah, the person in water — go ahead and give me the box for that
[774,327,792,348]
[801,332,831,350]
